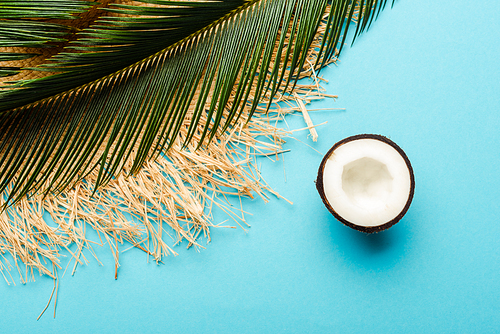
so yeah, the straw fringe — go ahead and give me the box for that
[0,7,339,285]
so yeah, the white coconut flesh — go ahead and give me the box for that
[322,138,412,228]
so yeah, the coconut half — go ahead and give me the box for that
[316,134,415,233]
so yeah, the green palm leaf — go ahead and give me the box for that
[0,0,393,207]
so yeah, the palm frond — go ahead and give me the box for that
[0,0,394,207]
[0,0,245,108]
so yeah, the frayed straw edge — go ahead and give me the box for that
[0,6,342,286]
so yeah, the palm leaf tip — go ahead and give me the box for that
[0,0,394,206]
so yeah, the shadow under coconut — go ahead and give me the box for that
[326,212,412,271]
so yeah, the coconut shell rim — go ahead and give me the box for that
[316,134,415,233]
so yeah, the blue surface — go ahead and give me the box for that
[2,1,500,332]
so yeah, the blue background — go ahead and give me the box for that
[2,0,500,332]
